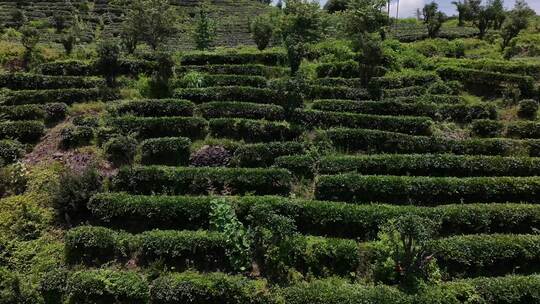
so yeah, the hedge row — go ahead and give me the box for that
[389,94,464,104]
[231,141,305,167]
[311,99,497,123]
[108,116,208,140]
[89,194,540,239]
[209,118,300,143]
[437,66,536,97]
[308,85,370,100]
[173,74,268,88]
[316,154,540,177]
[1,88,117,105]
[507,121,540,139]
[36,58,157,76]
[175,64,288,78]
[430,234,540,277]
[111,99,194,117]
[382,86,426,98]
[434,57,540,79]
[315,60,386,79]
[0,103,68,122]
[41,270,540,304]
[0,121,44,143]
[0,139,24,164]
[322,128,540,156]
[369,71,440,97]
[199,101,285,121]
[315,174,540,205]
[179,50,287,65]
[292,109,433,135]
[312,77,363,88]
[139,137,191,166]
[174,86,295,108]
[65,226,229,270]
[0,73,104,90]
[112,166,292,196]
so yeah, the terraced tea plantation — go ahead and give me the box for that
[2,0,540,303]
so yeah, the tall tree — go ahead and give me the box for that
[501,0,534,50]
[193,3,217,51]
[489,0,506,29]
[452,0,470,26]
[423,2,445,38]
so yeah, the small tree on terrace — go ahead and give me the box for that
[280,0,327,75]
[501,0,535,50]
[193,3,217,51]
[490,0,506,30]
[20,25,40,70]
[122,0,178,50]
[250,14,274,51]
[96,40,120,87]
[452,0,470,26]
[423,2,445,38]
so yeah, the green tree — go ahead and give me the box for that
[451,0,470,26]
[423,2,445,38]
[193,3,217,51]
[501,0,535,50]
[148,52,175,98]
[20,25,40,70]
[280,0,327,74]
[122,0,177,50]
[490,0,506,29]
[324,0,349,13]
[96,40,120,87]
[250,14,274,51]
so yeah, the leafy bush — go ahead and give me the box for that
[112,99,194,117]
[139,137,191,166]
[0,120,44,143]
[1,88,117,105]
[180,50,286,65]
[0,140,24,164]
[517,99,539,120]
[199,101,285,121]
[175,64,287,77]
[43,103,68,123]
[471,119,504,138]
[109,116,208,140]
[507,121,540,139]
[0,73,103,90]
[231,141,305,167]
[113,166,292,196]
[103,135,138,166]
[173,74,268,88]
[250,14,274,51]
[190,145,232,167]
[59,125,94,149]
[64,226,122,265]
[209,118,300,142]
[315,174,540,204]
[174,86,290,107]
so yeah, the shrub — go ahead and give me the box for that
[308,85,370,100]
[0,140,24,164]
[292,109,433,135]
[139,137,191,166]
[112,99,194,117]
[0,104,47,121]
[231,141,305,167]
[273,155,315,178]
[312,77,363,87]
[209,118,300,142]
[150,272,274,304]
[382,86,426,98]
[517,99,539,120]
[316,60,362,78]
[317,154,540,177]
[369,70,440,98]
[59,125,94,149]
[36,59,157,77]
[103,135,138,166]
[322,128,539,156]
[315,174,540,205]
[430,234,540,277]
[96,40,120,87]
[471,119,504,138]
[172,74,268,88]
[190,145,232,167]
[109,116,208,140]
[251,14,274,51]
[179,50,286,65]
[0,73,103,90]
[174,86,291,107]
[198,101,285,121]
[175,64,287,77]
[113,166,292,196]
[1,88,117,105]
[73,115,99,128]
[43,103,68,123]
[0,120,44,143]
[64,226,123,265]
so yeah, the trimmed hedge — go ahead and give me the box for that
[199,101,285,121]
[231,141,305,167]
[437,66,536,97]
[112,99,194,117]
[60,125,94,149]
[173,74,268,88]
[471,119,504,138]
[273,155,316,178]
[209,118,301,142]
[151,272,274,304]
[382,86,427,98]
[323,128,540,156]
[0,120,44,143]
[317,154,540,177]
[112,166,292,196]
[109,116,208,140]
[430,234,540,277]
[315,60,361,78]
[312,77,363,87]
[312,99,497,123]
[0,139,24,164]
[65,226,228,270]
[292,109,433,135]
[315,174,540,204]
[174,86,295,108]
[1,88,117,105]
[175,64,288,77]
[389,94,464,104]
[36,58,157,76]
[139,137,191,166]
[369,71,440,98]
[507,121,540,139]
[0,73,103,90]
[88,193,540,240]
[0,104,46,121]
[308,85,370,100]
[434,57,540,79]
[179,50,287,65]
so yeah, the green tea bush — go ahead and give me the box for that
[507,121,540,139]
[174,86,294,107]
[36,58,157,77]
[0,73,103,90]
[369,70,440,98]
[471,119,505,138]
[113,166,292,196]
[517,99,539,120]
[112,99,194,117]
[180,50,286,66]
[1,88,117,105]
[209,118,300,142]
[315,174,540,204]
[199,101,285,121]
[231,141,305,167]
[103,135,138,166]
[59,125,94,149]
[175,64,288,77]
[0,120,44,143]
[308,85,370,100]
[0,140,24,164]
[139,137,191,166]
[0,104,46,121]
[109,116,207,140]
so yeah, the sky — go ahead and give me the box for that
[276,0,540,18]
